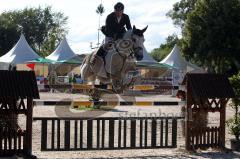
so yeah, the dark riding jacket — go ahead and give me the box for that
[105,12,132,40]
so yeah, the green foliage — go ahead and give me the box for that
[230,71,240,106]
[182,0,240,73]
[166,0,197,28]
[96,4,105,15]
[228,71,240,140]
[0,6,68,57]
[150,34,179,62]
[227,116,240,140]
[72,77,77,83]
[150,47,171,62]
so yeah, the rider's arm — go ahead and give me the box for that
[105,14,114,38]
[125,15,132,30]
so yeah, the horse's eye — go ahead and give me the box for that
[132,38,136,42]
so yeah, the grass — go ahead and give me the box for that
[75,106,95,110]
[73,105,116,111]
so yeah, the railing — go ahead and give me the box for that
[190,127,220,149]
[0,130,26,156]
[33,117,183,151]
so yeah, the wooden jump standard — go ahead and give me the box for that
[0,70,39,158]
[181,73,235,151]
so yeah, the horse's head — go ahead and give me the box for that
[115,25,147,61]
[131,25,148,61]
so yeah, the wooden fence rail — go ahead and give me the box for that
[33,117,183,151]
[190,127,220,149]
[0,128,26,156]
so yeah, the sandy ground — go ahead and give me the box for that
[14,93,240,158]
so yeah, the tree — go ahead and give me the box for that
[96,3,105,47]
[0,11,21,56]
[166,0,197,28]
[227,71,240,141]
[96,4,105,15]
[0,6,68,57]
[182,0,240,73]
[150,34,179,62]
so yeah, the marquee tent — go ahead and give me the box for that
[138,47,158,64]
[136,47,173,69]
[160,44,205,85]
[46,37,77,61]
[160,45,202,72]
[0,34,40,65]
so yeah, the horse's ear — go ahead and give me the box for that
[142,25,148,33]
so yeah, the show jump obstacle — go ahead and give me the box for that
[182,73,235,151]
[39,84,178,107]
[0,71,39,158]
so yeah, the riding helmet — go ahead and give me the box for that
[114,2,124,11]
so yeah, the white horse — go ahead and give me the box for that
[80,25,147,93]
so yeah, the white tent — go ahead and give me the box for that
[160,44,205,85]
[0,34,40,65]
[160,45,202,71]
[46,37,76,61]
[139,47,158,64]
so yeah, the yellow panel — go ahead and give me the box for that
[73,101,93,107]
[107,101,119,106]
[133,85,154,90]
[135,101,153,106]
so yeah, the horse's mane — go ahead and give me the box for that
[123,28,144,39]
[123,29,133,39]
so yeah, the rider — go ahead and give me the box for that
[96,2,132,58]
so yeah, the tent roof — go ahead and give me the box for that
[57,54,84,64]
[46,37,76,61]
[136,62,175,69]
[0,34,40,64]
[138,47,158,65]
[160,45,203,72]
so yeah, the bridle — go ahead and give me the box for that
[113,33,143,59]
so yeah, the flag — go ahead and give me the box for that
[26,63,35,70]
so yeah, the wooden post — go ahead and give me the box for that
[151,119,157,147]
[41,120,47,151]
[131,120,136,148]
[25,98,33,155]
[219,99,227,148]
[87,120,93,149]
[185,77,192,151]
[64,120,70,150]
[109,120,115,149]
[172,118,177,148]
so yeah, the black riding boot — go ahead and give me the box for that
[96,46,107,64]
[96,46,106,57]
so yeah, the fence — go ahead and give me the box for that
[0,129,26,156]
[190,127,220,149]
[33,117,183,151]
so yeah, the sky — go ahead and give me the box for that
[0,0,181,54]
